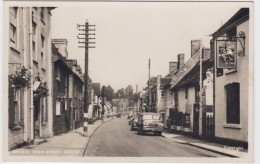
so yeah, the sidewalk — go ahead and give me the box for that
[162,132,248,158]
[9,117,112,156]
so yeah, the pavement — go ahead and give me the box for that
[161,132,248,158]
[9,117,113,156]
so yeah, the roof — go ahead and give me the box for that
[212,8,249,36]
[147,76,157,85]
[160,77,171,88]
[173,59,213,89]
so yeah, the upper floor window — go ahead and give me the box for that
[226,27,237,41]
[225,83,240,124]
[10,7,18,48]
[40,7,45,23]
[185,87,188,99]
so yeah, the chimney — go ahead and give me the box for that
[202,48,211,60]
[169,61,178,73]
[177,53,185,70]
[191,40,201,57]
[52,39,68,59]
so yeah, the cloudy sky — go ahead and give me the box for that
[50,2,251,91]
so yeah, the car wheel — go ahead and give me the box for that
[158,132,162,136]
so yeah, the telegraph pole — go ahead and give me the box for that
[148,58,151,112]
[77,20,96,133]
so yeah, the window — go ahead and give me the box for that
[32,21,37,36]
[226,27,237,41]
[10,24,16,44]
[225,83,240,124]
[32,41,36,60]
[41,34,45,48]
[185,87,188,99]
[10,7,18,48]
[161,90,165,98]
[9,88,23,128]
[41,52,45,68]
[56,100,61,116]
[40,7,45,23]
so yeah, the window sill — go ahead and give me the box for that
[33,60,38,65]
[11,125,22,131]
[223,123,241,129]
[42,121,47,126]
[225,69,237,75]
[41,19,45,25]
[10,45,20,54]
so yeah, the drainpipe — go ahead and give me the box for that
[29,7,34,142]
[23,8,28,142]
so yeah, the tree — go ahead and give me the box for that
[125,85,134,106]
[106,85,114,102]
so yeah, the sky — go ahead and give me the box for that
[50,2,250,92]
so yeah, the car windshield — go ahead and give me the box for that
[143,114,160,120]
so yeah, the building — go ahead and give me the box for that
[8,7,55,150]
[66,60,84,130]
[52,42,73,135]
[211,8,249,147]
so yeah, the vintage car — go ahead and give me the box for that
[130,117,138,131]
[136,112,163,136]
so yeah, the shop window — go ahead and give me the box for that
[225,83,240,124]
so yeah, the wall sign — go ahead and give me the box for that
[216,41,237,69]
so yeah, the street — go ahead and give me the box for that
[84,117,226,157]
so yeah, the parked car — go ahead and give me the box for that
[130,117,138,131]
[128,117,137,125]
[137,112,163,136]
[116,113,121,118]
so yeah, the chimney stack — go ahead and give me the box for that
[177,53,185,70]
[202,48,211,60]
[191,40,201,57]
[169,61,178,73]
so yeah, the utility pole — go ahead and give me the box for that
[148,58,151,112]
[199,39,203,136]
[77,20,96,133]
[102,86,105,118]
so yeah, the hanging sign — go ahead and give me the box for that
[216,41,237,69]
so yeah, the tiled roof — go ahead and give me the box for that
[173,59,213,88]
[212,8,249,36]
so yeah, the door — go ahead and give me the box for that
[193,104,199,136]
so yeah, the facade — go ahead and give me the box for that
[212,8,249,146]
[52,42,73,135]
[66,60,84,130]
[8,7,55,150]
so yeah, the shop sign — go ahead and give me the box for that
[216,41,237,69]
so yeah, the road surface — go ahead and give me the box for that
[84,117,225,157]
